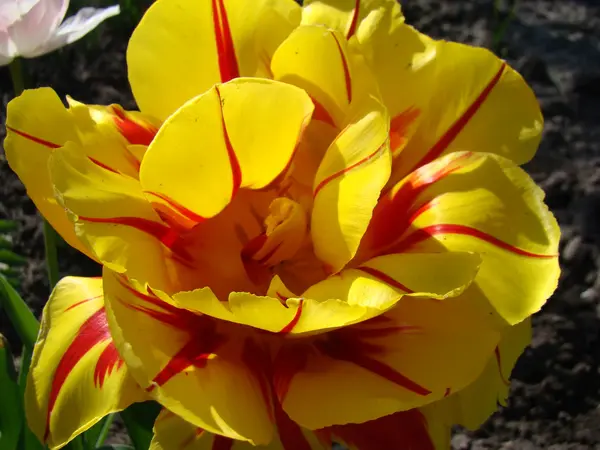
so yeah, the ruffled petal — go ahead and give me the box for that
[150,409,329,450]
[310,97,391,272]
[140,78,313,221]
[103,270,275,445]
[49,141,184,292]
[128,0,301,120]
[273,286,500,429]
[25,276,145,450]
[5,88,158,259]
[360,151,560,325]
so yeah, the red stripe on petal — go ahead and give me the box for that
[215,85,243,197]
[392,224,557,259]
[148,330,226,390]
[212,0,240,83]
[278,300,304,334]
[330,31,352,104]
[363,152,472,256]
[409,63,506,173]
[78,215,193,262]
[145,191,207,225]
[111,106,158,146]
[6,126,61,149]
[313,141,387,198]
[45,307,111,440]
[317,329,431,397]
[65,295,103,311]
[356,266,414,293]
[311,97,336,127]
[94,341,124,388]
[389,107,421,153]
[347,354,431,395]
[346,0,360,39]
[495,346,511,386]
[88,156,119,174]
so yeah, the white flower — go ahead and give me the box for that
[0,0,120,66]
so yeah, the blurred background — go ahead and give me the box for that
[1,0,599,448]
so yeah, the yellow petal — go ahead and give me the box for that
[310,98,391,272]
[25,276,145,450]
[355,14,543,181]
[272,25,361,127]
[364,151,559,325]
[175,251,479,336]
[390,41,543,183]
[428,318,531,431]
[140,78,313,221]
[49,141,180,292]
[103,269,275,445]
[151,409,330,450]
[275,287,500,429]
[128,0,301,120]
[302,0,404,40]
[5,88,159,260]
[4,88,88,258]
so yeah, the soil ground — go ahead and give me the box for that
[1,0,599,448]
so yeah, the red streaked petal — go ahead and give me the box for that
[6,125,61,149]
[346,0,360,39]
[212,0,240,83]
[407,62,506,174]
[111,105,158,146]
[391,224,557,259]
[45,307,111,439]
[313,141,387,197]
[331,31,352,103]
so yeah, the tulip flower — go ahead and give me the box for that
[4,0,560,449]
[0,0,120,66]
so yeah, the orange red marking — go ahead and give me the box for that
[495,346,511,386]
[6,126,61,149]
[392,223,558,258]
[330,31,352,104]
[88,156,119,174]
[346,0,360,39]
[313,141,387,198]
[111,106,158,146]
[215,84,243,197]
[278,300,304,334]
[44,307,114,440]
[408,63,506,173]
[357,266,414,293]
[211,0,240,82]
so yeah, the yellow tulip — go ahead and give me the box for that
[4,0,559,449]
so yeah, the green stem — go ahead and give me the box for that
[9,58,24,95]
[42,220,60,290]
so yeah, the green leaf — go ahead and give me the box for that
[0,220,17,233]
[0,274,39,349]
[85,413,115,449]
[120,401,161,450]
[0,335,23,450]
[0,250,27,266]
[96,446,135,450]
